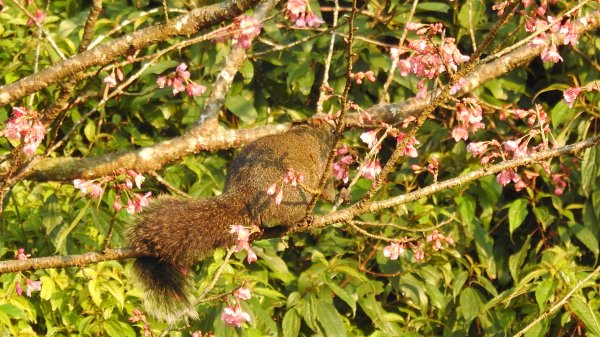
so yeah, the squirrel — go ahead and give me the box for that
[128,120,336,322]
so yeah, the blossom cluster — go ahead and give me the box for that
[231,15,262,49]
[266,168,305,205]
[349,71,376,85]
[451,97,485,142]
[391,22,469,99]
[464,104,569,195]
[383,230,454,262]
[230,224,260,263]
[14,248,42,297]
[157,63,206,97]
[2,106,46,155]
[285,0,324,28]
[494,0,584,64]
[563,82,600,108]
[221,286,253,328]
[73,169,151,214]
[128,309,151,337]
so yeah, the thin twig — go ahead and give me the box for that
[149,171,190,198]
[512,264,600,337]
[7,0,66,60]
[380,0,419,103]
[316,0,340,114]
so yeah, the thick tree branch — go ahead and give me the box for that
[0,248,138,273]
[2,134,598,273]
[0,0,261,106]
[19,10,600,182]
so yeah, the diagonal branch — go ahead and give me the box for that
[0,0,262,106]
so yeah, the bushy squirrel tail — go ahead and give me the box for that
[128,195,242,322]
[132,256,198,323]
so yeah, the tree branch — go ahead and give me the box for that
[2,134,598,273]
[0,0,262,105]
[19,10,600,182]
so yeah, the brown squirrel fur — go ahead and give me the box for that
[128,121,335,322]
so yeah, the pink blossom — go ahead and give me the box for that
[383,242,404,260]
[126,192,152,214]
[156,76,168,88]
[186,81,206,97]
[360,160,381,179]
[175,63,190,79]
[413,246,425,262]
[451,126,469,142]
[127,170,145,189]
[541,43,563,63]
[563,87,582,108]
[304,11,324,28]
[88,183,104,199]
[230,225,259,263]
[73,179,92,195]
[415,79,428,99]
[552,173,567,196]
[104,75,117,88]
[232,15,262,49]
[246,246,257,263]
[234,287,252,301]
[15,248,30,260]
[221,305,251,328]
[171,78,186,95]
[332,161,350,183]
[449,77,467,95]
[25,279,42,297]
[3,106,46,155]
[27,8,45,26]
[496,169,521,187]
[466,142,488,157]
[396,132,419,157]
[360,130,379,149]
[285,0,324,28]
[113,195,123,212]
[425,230,453,251]
[396,59,411,76]
[16,281,23,296]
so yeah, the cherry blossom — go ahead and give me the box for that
[563,86,582,108]
[221,305,251,327]
[232,15,262,49]
[2,106,46,155]
[360,160,381,179]
[234,287,252,301]
[383,242,404,260]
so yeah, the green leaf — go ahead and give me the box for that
[240,59,254,84]
[452,271,469,299]
[54,200,91,254]
[568,297,600,336]
[315,299,346,337]
[283,309,301,337]
[508,236,531,283]
[225,94,257,124]
[0,304,25,320]
[358,295,402,336]
[534,278,556,312]
[508,199,529,236]
[582,146,600,197]
[459,287,482,324]
[321,274,357,316]
[571,223,599,259]
[84,120,96,142]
